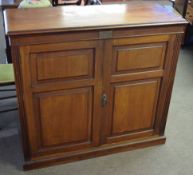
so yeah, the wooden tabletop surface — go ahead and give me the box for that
[4,1,187,36]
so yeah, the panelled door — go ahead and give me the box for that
[101,35,171,144]
[19,40,103,158]
[19,34,173,158]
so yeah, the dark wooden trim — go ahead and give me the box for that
[23,136,166,170]
[11,46,31,161]
[159,34,183,135]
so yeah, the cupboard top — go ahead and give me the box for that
[4,1,187,36]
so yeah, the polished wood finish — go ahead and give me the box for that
[4,2,186,35]
[18,39,103,158]
[107,80,160,139]
[4,2,187,170]
[101,34,170,144]
[35,87,94,149]
[32,46,94,81]
[112,38,166,73]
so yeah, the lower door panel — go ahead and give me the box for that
[104,79,161,143]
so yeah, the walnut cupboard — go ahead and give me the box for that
[4,2,187,170]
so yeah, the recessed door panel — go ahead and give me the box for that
[104,79,160,143]
[113,44,165,73]
[112,80,159,134]
[36,49,94,81]
[36,88,92,147]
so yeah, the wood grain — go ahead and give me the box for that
[38,88,92,147]
[112,80,159,134]
[36,49,94,81]
[113,44,165,72]
[6,2,186,170]
[4,2,187,35]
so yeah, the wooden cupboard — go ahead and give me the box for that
[4,2,187,170]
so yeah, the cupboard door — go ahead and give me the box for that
[104,79,160,143]
[102,35,170,144]
[35,88,92,146]
[19,40,103,157]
